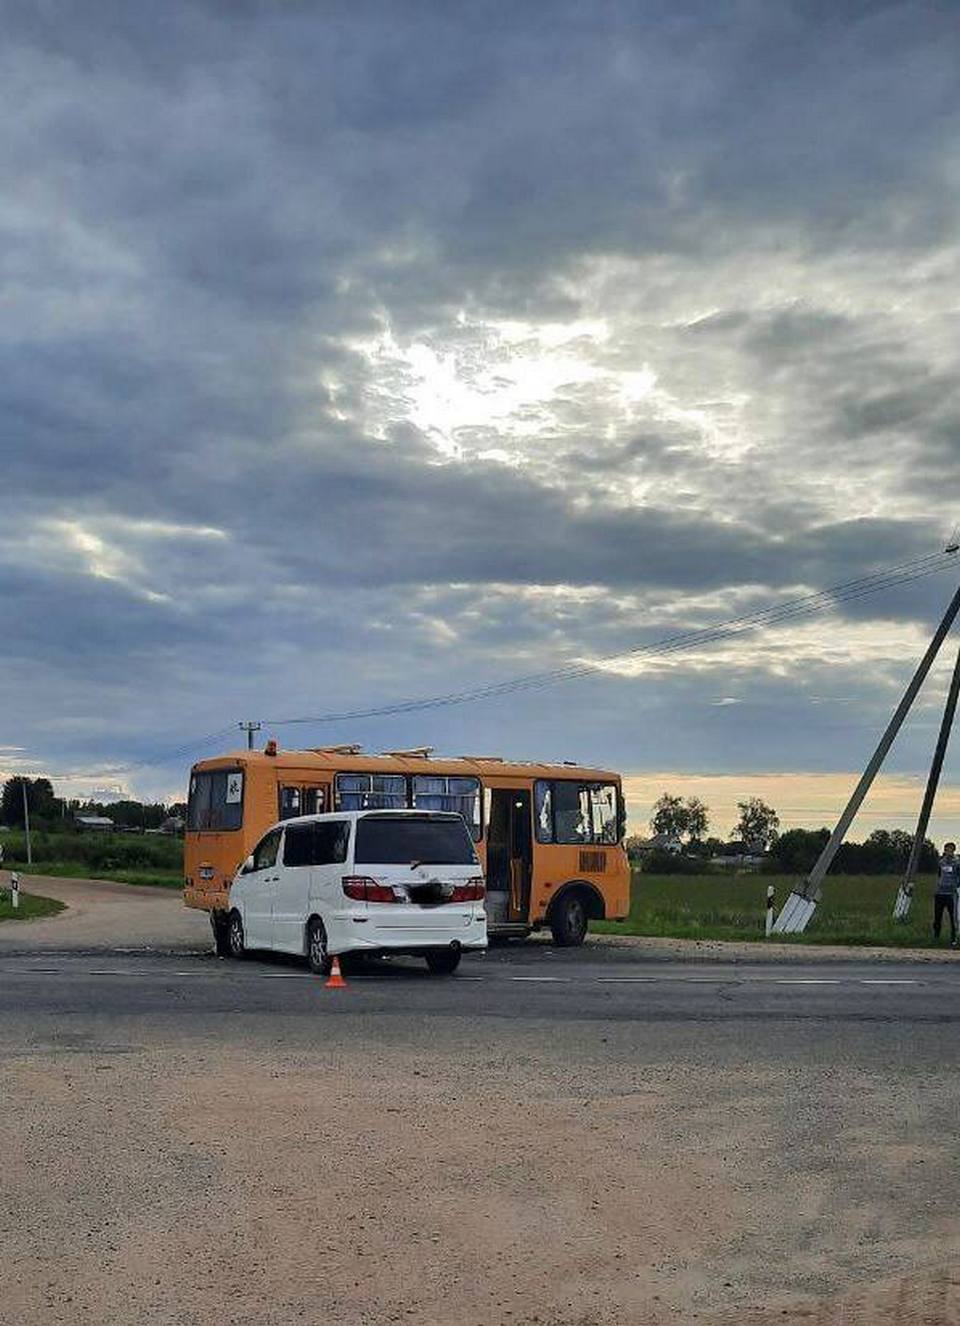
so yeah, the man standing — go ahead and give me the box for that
[933,841,960,948]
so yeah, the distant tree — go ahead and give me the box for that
[624,834,647,859]
[650,793,710,844]
[734,797,780,852]
[650,793,689,840]
[768,827,829,873]
[685,797,709,843]
[1,776,59,828]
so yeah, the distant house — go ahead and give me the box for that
[74,815,115,833]
[159,815,185,836]
[645,832,684,856]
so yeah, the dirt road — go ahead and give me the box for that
[0,874,209,952]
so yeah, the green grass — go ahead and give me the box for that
[593,871,951,947]
[13,861,183,890]
[0,890,66,922]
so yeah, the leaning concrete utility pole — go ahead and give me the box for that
[774,582,960,934]
[892,639,960,920]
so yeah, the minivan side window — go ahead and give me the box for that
[252,828,282,871]
[283,821,349,867]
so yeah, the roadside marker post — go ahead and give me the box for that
[10,872,19,910]
[765,885,775,938]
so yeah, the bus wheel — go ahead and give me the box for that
[211,912,231,958]
[307,918,332,976]
[425,947,462,975]
[550,891,589,947]
[227,910,246,960]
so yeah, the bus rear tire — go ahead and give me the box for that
[550,891,589,947]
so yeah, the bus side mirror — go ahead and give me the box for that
[241,855,255,874]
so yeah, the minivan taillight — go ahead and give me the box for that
[451,877,486,902]
[342,876,399,903]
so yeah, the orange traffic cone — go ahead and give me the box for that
[325,955,347,989]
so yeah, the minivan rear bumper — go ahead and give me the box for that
[327,906,487,955]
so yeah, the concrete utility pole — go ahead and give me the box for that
[21,779,32,867]
[893,640,960,919]
[239,721,262,750]
[774,582,960,934]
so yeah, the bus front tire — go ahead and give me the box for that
[425,948,462,975]
[211,912,231,958]
[550,891,589,947]
[227,910,246,960]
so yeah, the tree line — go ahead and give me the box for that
[630,791,937,875]
[0,777,186,832]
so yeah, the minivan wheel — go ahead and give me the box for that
[307,918,332,976]
[425,948,462,975]
[550,892,588,947]
[227,910,246,959]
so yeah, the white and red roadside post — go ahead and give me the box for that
[765,884,775,938]
[10,871,19,910]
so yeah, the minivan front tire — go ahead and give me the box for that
[425,947,462,976]
[227,910,246,959]
[307,917,332,976]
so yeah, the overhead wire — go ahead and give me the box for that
[263,549,957,728]
[19,548,959,780]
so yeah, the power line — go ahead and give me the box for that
[16,548,959,781]
[263,549,957,729]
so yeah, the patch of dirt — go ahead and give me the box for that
[2,1037,959,1324]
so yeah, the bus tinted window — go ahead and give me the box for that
[188,769,243,831]
[354,815,477,865]
[335,773,407,811]
[411,775,481,839]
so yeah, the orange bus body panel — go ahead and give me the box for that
[183,749,630,927]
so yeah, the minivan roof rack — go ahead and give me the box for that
[311,744,363,755]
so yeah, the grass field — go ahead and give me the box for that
[9,862,182,890]
[0,890,66,923]
[594,871,953,947]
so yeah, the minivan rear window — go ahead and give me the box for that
[354,815,478,866]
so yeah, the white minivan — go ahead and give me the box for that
[226,809,487,975]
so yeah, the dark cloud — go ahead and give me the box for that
[2,1,960,795]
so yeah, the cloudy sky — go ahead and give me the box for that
[4,1,960,835]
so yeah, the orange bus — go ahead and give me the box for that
[184,744,630,955]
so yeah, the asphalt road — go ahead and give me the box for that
[3,943,960,1038]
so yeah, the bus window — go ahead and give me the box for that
[534,779,620,845]
[279,786,302,820]
[552,782,592,844]
[589,784,619,844]
[411,775,481,839]
[188,769,244,832]
[303,787,326,815]
[534,781,553,843]
[334,772,407,811]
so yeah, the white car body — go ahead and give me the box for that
[228,809,487,963]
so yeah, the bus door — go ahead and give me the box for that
[486,788,532,925]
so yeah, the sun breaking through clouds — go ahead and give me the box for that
[3,2,960,808]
